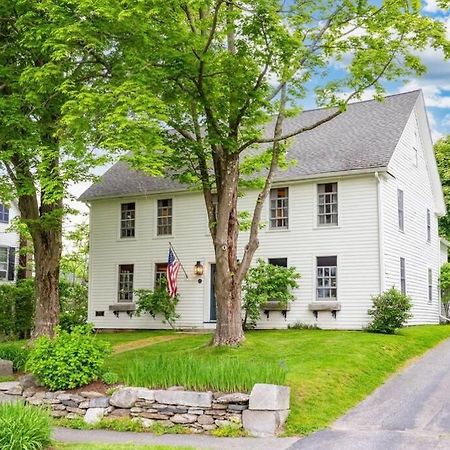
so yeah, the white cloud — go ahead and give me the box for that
[423,0,448,13]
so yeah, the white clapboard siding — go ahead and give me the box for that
[88,174,380,330]
[381,105,441,325]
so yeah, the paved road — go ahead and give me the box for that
[290,337,450,450]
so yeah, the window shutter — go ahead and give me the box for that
[7,247,15,281]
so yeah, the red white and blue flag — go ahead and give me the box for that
[167,247,181,297]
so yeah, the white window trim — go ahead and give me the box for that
[400,257,406,295]
[314,255,338,301]
[116,263,135,303]
[268,187,289,231]
[397,188,405,233]
[118,201,137,241]
[317,182,339,227]
[426,208,431,243]
[0,246,8,280]
[427,267,433,304]
[154,197,174,238]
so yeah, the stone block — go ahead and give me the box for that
[62,400,79,408]
[0,360,13,377]
[215,393,250,404]
[108,408,130,418]
[51,410,67,418]
[215,419,232,427]
[170,413,197,424]
[0,381,20,392]
[188,408,203,415]
[197,414,214,425]
[249,384,290,411]
[79,401,90,409]
[19,374,40,389]
[80,391,104,399]
[139,412,169,420]
[154,390,212,408]
[110,388,154,408]
[23,388,37,398]
[6,385,23,396]
[84,408,106,425]
[228,404,247,411]
[242,409,290,437]
[89,396,110,408]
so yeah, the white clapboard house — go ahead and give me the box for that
[0,202,19,283]
[80,90,448,330]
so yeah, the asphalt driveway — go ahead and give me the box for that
[290,336,450,449]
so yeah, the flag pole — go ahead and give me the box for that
[169,242,189,279]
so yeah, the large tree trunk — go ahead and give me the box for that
[31,229,62,338]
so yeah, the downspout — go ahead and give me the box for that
[375,172,385,293]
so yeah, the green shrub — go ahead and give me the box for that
[26,324,111,390]
[440,263,450,318]
[288,322,320,330]
[101,371,119,385]
[0,402,51,450]
[242,259,301,329]
[0,343,30,371]
[124,354,286,392]
[0,279,35,340]
[367,287,413,334]
[135,279,180,329]
[59,280,88,332]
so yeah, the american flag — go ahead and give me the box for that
[167,247,181,297]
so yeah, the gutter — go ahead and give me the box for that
[375,172,385,293]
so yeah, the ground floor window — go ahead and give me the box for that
[118,264,134,302]
[155,262,168,288]
[317,256,337,300]
[0,247,7,279]
[428,268,432,303]
[268,258,288,267]
[400,257,406,295]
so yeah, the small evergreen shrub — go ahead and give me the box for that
[367,287,412,334]
[0,344,30,371]
[0,402,51,450]
[242,259,300,329]
[135,279,180,329]
[26,324,111,390]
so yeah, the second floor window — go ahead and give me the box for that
[120,203,135,238]
[427,209,431,242]
[0,247,8,279]
[0,204,9,224]
[118,264,134,302]
[317,256,337,300]
[318,183,338,226]
[398,189,404,232]
[270,188,288,229]
[157,199,172,235]
[400,257,406,295]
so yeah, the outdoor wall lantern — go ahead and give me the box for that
[194,261,204,277]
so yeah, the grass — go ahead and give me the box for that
[94,330,175,347]
[105,325,450,436]
[55,444,195,450]
[124,354,285,392]
[0,402,51,450]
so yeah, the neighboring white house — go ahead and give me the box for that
[0,201,19,283]
[80,90,447,330]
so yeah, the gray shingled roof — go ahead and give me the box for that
[80,90,420,201]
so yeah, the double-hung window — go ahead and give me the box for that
[398,189,404,232]
[0,247,8,279]
[157,199,172,236]
[120,203,135,238]
[318,183,338,226]
[269,188,288,229]
[316,256,337,300]
[118,264,134,302]
[400,257,406,295]
[155,263,168,288]
[428,268,433,303]
[0,204,9,224]
[427,209,431,243]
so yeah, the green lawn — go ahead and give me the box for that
[105,325,450,435]
[95,330,175,346]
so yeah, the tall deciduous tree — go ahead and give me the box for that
[0,0,109,337]
[435,136,450,240]
[64,0,450,345]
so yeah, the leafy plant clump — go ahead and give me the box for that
[367,288,412,334]
[135,279,180,329]
[124,354,286,393]
[288,322,320,330]
[242,259,301,329]
[59,280,88,332]
[101,371,119,385]
[440,263,450,318]
[26,325,111,390]
[0,343,30,371]
[0,402,51,450]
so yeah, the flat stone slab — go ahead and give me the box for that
[0,392,22,404]
[249,384,290,411]
[0,360,13,377]
[243,409,290,437]
[110,388,155,409]
[154,390,212,408]
[84,407,106,424]
[0,381,20,392]
[215,393,250,404]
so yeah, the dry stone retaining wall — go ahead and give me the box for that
[0,378,290,436]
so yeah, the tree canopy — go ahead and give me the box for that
[435,136,450,240]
